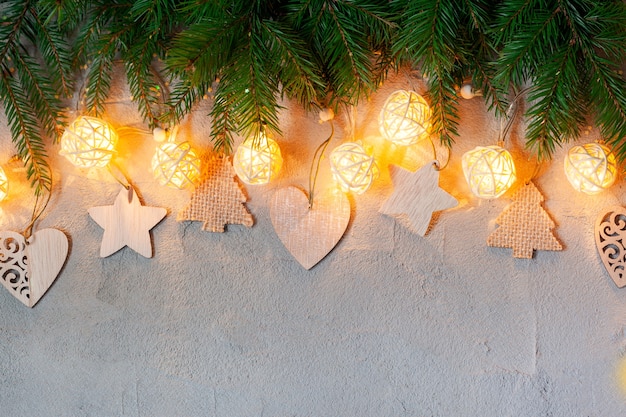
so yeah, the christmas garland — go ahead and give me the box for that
[1,0,626,195]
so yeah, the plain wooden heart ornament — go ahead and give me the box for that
[595,206,626,288]
[270,186,350,269]
[0,228,68,307]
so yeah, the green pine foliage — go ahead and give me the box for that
[494,0,626,160]
[2,0,626,193]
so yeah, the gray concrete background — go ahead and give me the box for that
[1,66,626,416]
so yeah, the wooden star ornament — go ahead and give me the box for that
[89,187,167,258]
[380,162,458,236]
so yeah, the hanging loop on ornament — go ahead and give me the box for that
[426,137,450,171]
[107,161,134,202]
[526,159,542,185]
[23,187,52,241]
[308,112,335,208]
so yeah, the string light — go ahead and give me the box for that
[59,116,118,168]
[0,166,8,202]
[564,142,617,195]
[462,145,516,199]
[233,131,283,185]
[151,127,201,189]
[379,90,431,146]
[329,142,379,194]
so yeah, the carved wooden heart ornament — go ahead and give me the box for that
[0,228,68,307]
[270,186,350,269]
[595,206,626,288]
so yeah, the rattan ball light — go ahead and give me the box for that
[379,90,432,146]
[59,116,118,168]
[151,141,201,189]
[0,166,8,202]
[462,145,516,199]
[564,143,616,195]
[329,142,379,194]
[233,132,283,185]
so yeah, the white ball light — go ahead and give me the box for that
[329,142,379,194]
[151,141,202,189]
[462,145,517,199]
[564,143,617,195]
[59,116,118,168]
[379,90,431,146]
[233,132,283,185]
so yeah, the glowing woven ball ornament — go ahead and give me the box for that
[462,145,516,199]
[330,142,379,194]
[379,90,432,146]
[151,127,201,189]
[0,166,8,202]
[564,143,617,195]
[60,116,118,168]
[233,131,283,185]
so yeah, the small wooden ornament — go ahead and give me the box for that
[595,206,626,288]
[379,163,458,236]
[89,187,166,258]
[0,228,68,307]
[487,181,562,258]
[177,155,254,232]
[270,186,350,269]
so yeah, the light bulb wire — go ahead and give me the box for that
[308,120,334,208]
[498,86,532,146]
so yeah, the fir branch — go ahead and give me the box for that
[427,70,459,148]
[0,70,51,194]
[85,52,114,116]
[258,19,323,109]
[11,51,63,139]
[524,44,585,159]
[28,5,73,97]
[163,80,208,126]
[210,88,237,154]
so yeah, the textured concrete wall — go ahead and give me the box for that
[1,66,626,416]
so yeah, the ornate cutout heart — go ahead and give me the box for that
[595,206,626,288]
[270,186,350,269]
[0,228,69,307]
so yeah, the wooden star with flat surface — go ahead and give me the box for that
[89,187,167,258]
[380,163,458,236]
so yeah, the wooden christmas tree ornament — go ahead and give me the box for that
[0,228,68,307]
[487,182,562,258]
[270,186,350,269]
[595,206,626,288]
[89,187,166,258]
[59,116,118,168]
[379,162,458,236]
[177,155,254,232]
